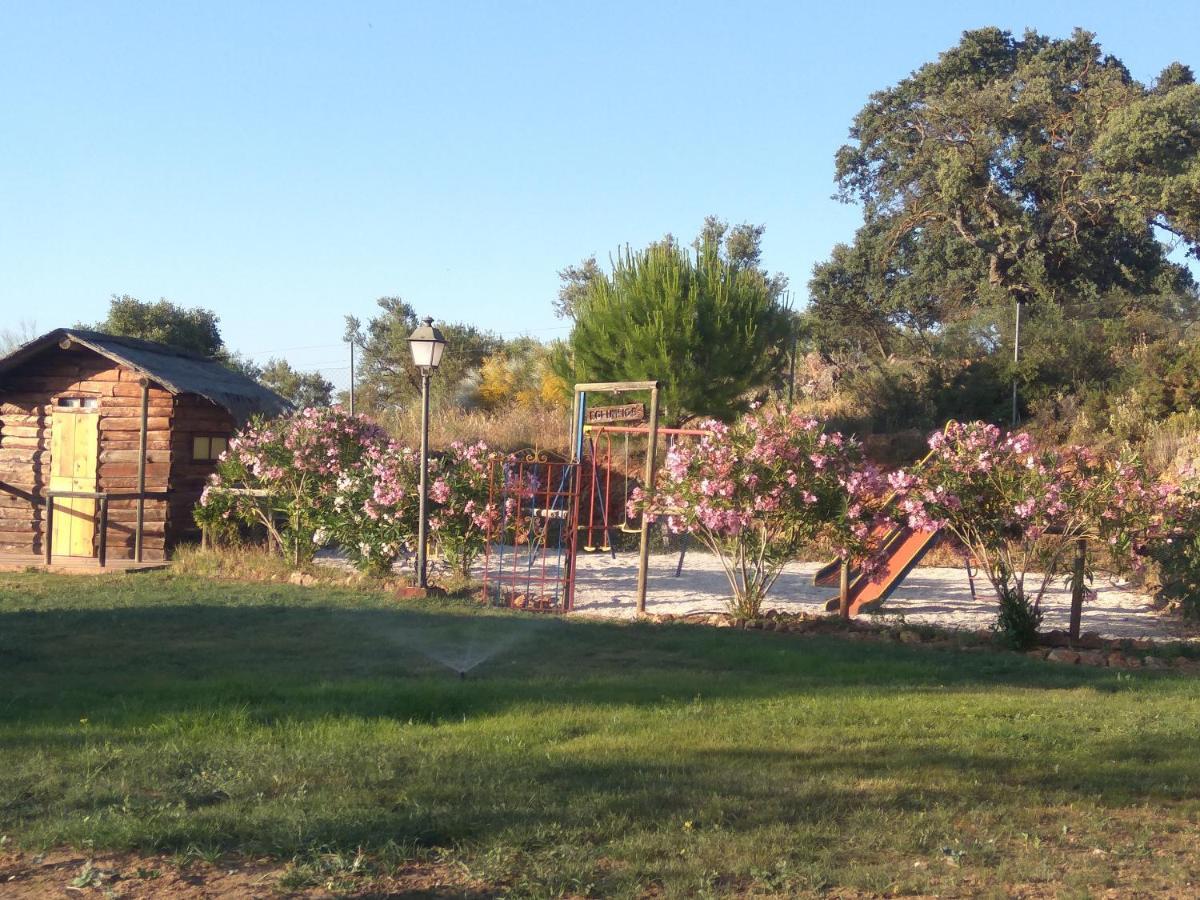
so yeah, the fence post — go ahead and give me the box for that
[98,496,109,568]
[44,496,54,565]
[135,379,149,563]
[1069,538,1087,643]
[635,383,661,616]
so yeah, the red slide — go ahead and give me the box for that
[814,525,940,616]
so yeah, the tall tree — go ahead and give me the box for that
[555,216,790,320]
[562,227,793,424]
[345,297,505,412]
[809,28,1200,423]
[0,318,38,354]
[832,28,1198,308]
[93,295,224,357]
[553,257,604,319]
[92,295,328,402]
[258,358,335,409]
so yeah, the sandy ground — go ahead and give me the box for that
[315,548,1198,642]
[568,550,1200,641]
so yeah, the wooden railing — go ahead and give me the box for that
[43,489,169,567]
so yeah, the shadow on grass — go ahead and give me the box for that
[3,586,1200,864]
[0,597,1170,730]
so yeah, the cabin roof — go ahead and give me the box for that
[0,328,292,425]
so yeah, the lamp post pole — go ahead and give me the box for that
[416,367,432,588]
[408,316,446,591]
[1012,299,1023,428]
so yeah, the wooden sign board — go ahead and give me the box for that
[585,402,645,425]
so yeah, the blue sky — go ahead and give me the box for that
[2,1,1197,387]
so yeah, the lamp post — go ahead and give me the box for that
[1012,298,1025,428]
[408,316,447,588]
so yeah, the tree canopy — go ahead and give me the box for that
[94,295,225,358]
[257,358,335,409]
[560,221,794,424]
[805,28,1200,431]
[345,297,506,412]
[91,295,331,404]
[830,28,1198,309]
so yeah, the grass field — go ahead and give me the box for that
[3,570,1200,897]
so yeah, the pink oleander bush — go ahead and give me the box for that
[892,421,1173,635]
[427,441,503,576]
[325,441,421,575]
[637,405,891,619]
[195,407,391,566]
[1148,458,1200,619]
[195,407,504,578]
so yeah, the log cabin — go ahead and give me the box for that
[0,328,290,566]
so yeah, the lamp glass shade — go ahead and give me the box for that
[408,317,447,371]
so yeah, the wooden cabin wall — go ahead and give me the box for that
[167,394,235,545]
[0,346,173,560]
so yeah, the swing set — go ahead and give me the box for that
[577,423,708,573]
[478,380,708,614]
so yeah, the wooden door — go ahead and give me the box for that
[50,408,99,557]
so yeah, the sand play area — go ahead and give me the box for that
[315,547,1197,642]
[570,550,1198,641]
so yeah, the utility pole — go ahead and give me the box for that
[787,332,798,406]
[1011,298,1023,428]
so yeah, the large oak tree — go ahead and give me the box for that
[807,28,1200,423]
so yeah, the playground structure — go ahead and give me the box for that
[478,382,962,619]
[478,380,710,613]
[478,400,1095,638]
[479,381,667,613]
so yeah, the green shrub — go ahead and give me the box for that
[993,582,1044,650]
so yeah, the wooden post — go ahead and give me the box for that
[44,496,54,565]
[134,379,149,562]
[1069,538,1087,642]
[635,383,661,616]
[839,558,850,620]
[97,495,108,568]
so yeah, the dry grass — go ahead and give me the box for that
[170,544,367,586]
[378,403,571,455]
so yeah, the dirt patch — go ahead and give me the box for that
[0,848,493,898]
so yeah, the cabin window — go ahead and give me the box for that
[192,435,229,462]
[56,397,98,409]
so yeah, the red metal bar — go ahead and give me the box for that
[585,438,599,551]
[481,455,497,603]
[539,462,551,600]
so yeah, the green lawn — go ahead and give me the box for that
[2,571,1200,897]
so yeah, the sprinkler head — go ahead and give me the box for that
[458,669,466,680]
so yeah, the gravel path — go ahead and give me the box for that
[570,550,1199,641]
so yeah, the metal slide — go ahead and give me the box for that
[814,524,941,616]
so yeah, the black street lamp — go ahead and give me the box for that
[408,316,447,588]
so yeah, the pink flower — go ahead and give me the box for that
[430,478,451,504]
